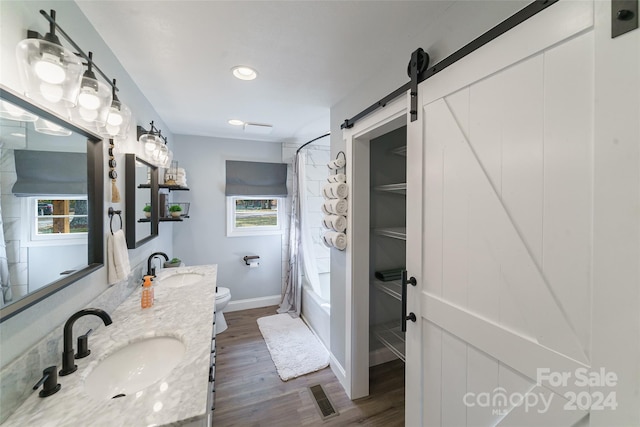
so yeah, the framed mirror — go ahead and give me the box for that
[0,85,104,322]
[125,153,158,248]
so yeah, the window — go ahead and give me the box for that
[27,197,88,244]
[226,196,284,237]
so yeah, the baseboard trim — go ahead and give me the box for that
[330,353,348,396]
[225,295,281,312]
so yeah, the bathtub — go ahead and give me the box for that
[301,272,330,349]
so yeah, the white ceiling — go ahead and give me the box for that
[76,1,457,144]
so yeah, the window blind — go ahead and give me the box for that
[12,150,87,196]
[225,160,288,197]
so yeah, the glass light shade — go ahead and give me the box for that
[141,133,163,156]
[16,38,83,107]
[34,117,72,136]
[71,75,112,127]
[152,142,166,162]
[0,100,38,122]
[154,143,168,163]
[162,150,173,168]
[102,99,131,138]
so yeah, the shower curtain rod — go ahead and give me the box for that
[296,132,331,155]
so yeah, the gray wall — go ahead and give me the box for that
[171,134,284,302]
[328,0,529,369]
[0,0,173,369]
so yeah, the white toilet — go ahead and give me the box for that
[215,287,231,334]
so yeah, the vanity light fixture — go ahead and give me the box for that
[103,79,131,138]
[72,52,112,127]
[138,121,172,167]
[231,66,258,81]
[17,9,127,130]
[228,119,244,126]
[15,10,83,107]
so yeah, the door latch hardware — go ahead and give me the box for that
[612,0,638,38]
[401,271,418,332]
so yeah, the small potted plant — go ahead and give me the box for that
[169,205,183,218]
[143,205,151,218]
[164,257,181,268]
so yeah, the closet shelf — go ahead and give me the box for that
[138,217,188,222]
[390,146,407,157]
[138,184,190,191]
[373,183,406,195]
[372,279,402,301]
[371,322,405,362]
[373,227,406,240]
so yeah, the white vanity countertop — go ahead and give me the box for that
[3,264,217,427]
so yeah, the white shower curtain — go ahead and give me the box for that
[278,151,320,316]
[0,147,13,305]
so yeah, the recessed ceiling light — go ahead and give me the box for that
[228,119,244,126]
[231,66,257,81]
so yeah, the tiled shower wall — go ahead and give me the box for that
[1,125,28,301]
[281,142,331,293]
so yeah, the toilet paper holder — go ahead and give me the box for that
[243,255,260,265]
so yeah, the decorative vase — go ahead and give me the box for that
[171,211,181,218]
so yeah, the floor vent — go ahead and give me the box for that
[309,384,339,420]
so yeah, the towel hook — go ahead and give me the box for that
[108,207,122,235]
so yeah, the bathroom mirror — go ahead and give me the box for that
[125,153,158,248]
[0,85,104,322]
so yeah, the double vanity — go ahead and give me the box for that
[4,264,218,427]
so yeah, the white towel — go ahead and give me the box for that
[322,198,347,215]
[327,158,345,170]
[107,230,131,285]
[322,214,347,232]
[327,173,346,183]
[322,182,348,199]
[323,231,347,251]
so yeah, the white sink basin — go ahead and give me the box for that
[159,272,204,288]
[84,336,185,400]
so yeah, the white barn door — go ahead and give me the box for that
[405,1,640,426]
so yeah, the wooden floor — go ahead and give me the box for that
[214,306,405,426]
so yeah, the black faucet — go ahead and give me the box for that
[60,308,112,376]
[147,252,169,277]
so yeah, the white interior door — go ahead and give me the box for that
[405,1,640,426]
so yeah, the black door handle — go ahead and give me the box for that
[401,270,417,332]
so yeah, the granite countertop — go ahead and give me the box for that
[3,264,217,427]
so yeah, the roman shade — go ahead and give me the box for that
[12,150,87,196]
[225,160,288,197]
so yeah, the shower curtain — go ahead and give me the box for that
[278,151,320,316]
[0,148,13,305]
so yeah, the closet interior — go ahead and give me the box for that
[369,126,407,367]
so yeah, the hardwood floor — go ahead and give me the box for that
[214,306,405,426]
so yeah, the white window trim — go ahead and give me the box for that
[226,196,284,237]
[23,197,88,247]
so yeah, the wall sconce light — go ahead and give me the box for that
[16,9,128,131]
[102,79,131,139]
[71,52,112,129]
[138,121,172,167]
[15,10,83,108]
